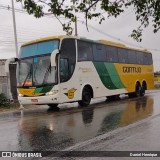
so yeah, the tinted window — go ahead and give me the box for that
[147,53,153,64]
[118,48,128,63]
[136,51,143,64]
[106,46,118,62]
[60,39,76,82]
[128,50,137,64]
[92,44,106,61]
[143,53,149,65]
[20,40,59,58]
[78,40,93,61]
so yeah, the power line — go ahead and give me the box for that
[0,4,66,19]
[79,20,160,52]
[0,4,160,52]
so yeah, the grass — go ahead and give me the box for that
[0,102,20,112]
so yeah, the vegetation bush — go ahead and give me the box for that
[155,84,160,89]
[0,93,10,107]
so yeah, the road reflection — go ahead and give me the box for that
[18,96,153,151]
[120,96,153,126]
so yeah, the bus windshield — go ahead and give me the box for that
[18,55,57,87]
[17,40,59,87]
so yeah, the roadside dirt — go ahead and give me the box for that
[0,103,40,113]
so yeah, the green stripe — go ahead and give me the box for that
[104,63,125,89]
[34,87,43,94]
[93,62,125,90]
[41,86,53,93]
[34,86,53,94]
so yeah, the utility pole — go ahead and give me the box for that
[11,0,18,57]
[73,0,78,36]
[75,17,78,36]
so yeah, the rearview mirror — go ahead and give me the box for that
[51,49,59,67]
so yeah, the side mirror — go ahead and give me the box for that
[5,58,18,73]
[51,49,59,67]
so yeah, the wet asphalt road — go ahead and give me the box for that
[0,90,160,159]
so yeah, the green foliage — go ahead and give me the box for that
[0,93,10,107]
[130,27,143,42]
[16,0,160,41]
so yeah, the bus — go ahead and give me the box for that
[5,36,154,109]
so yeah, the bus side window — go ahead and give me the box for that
[147,53,153,65]
[128,50,136,64]
[92,44,106,61]
[78,40,93,61]
[118,48,128,63]
[136,52,143,64]
[78,46,88,60]
[143,53,148,65]
[106,46,118,63]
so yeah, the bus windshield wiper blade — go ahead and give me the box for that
[22,65,32,87]
[42,64,51,84]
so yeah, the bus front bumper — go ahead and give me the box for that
[18,94,60,105]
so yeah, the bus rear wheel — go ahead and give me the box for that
[78,87,92,107]
[48,104,59,111]
[140,84,145,97]
[128,83,142,98]
[134,83,141,97]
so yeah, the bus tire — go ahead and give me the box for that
[48,104,59,111]
[140,84,145,97]
[134,83,141,97]
[78,86,92,107]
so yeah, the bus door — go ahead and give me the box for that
[59,38,79,103]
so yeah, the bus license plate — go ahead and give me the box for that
[31,99,38,102]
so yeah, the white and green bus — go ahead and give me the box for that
[6,36,154,108]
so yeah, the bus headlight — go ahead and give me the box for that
[18,93,24,97]
[46,90,58,95]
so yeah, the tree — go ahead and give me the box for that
[16,0,160,42]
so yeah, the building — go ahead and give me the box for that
[0,59,17,100]
[0,59,8,97]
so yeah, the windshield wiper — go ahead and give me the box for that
[42,64,51,85]
[22,64,32,87]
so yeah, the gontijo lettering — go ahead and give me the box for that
[123,67,141,73]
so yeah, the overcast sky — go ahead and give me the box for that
[0,0,160,71]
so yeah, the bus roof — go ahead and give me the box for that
[21,35,150,54]
[21,35,65,47]
[98,39,149,53]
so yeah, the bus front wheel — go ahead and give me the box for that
[78,87,92,107]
